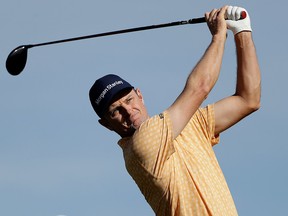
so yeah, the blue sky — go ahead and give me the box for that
[0,1,287,215]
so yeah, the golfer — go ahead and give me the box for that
[89,5,261,216]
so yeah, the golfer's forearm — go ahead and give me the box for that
[235,32,261,109]
[186,37,226,95]
[167,37,226,138]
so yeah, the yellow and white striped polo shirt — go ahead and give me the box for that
[118,104,238,216]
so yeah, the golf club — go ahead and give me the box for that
[6,12,246,76]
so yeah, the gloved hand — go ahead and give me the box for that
[226,6,252,35]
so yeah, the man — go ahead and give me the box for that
[89,5,261,216]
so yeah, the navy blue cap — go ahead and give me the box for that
[89,74,134,118]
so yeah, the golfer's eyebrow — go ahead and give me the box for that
[109,92,133,110]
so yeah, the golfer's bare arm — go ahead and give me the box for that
[167,7,228,139]
[214,32,261,135]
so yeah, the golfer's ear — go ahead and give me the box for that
[98,118,113,131]
[135,88,144,103]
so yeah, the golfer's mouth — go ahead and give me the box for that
[123,121,132,128]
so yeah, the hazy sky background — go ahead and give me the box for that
[0,1,287,215]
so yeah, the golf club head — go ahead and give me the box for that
[6,45,29,76]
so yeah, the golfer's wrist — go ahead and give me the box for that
[234,31,253,46]
[212,34,227,44]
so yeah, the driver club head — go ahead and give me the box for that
[6,45,30,76]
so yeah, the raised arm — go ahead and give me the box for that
[167,6,228,139]
[214,7,261,135]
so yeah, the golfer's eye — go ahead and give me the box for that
[110,108,119,117]
[126,97,133,104]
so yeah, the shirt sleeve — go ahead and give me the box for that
[198,104,220,146]
[183,104,220,147]
[131,111,175,177]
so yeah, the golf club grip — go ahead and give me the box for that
[189,11,246,24]
[188,17,206,24]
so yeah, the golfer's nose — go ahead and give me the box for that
[121,104,132,115]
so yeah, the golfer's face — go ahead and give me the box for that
[105,88,148,136]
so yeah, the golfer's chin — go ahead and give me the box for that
[130,115,149,130]
[120,126,136,137]
[120,121,140,137]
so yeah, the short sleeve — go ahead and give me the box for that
[197,104,220,146]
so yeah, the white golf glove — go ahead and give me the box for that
[226,6,252,35]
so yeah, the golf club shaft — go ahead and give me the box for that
[29,17,206,48]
